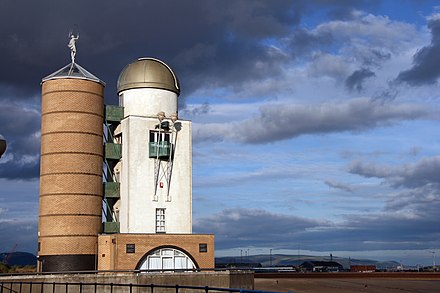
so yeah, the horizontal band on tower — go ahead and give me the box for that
[40,192,103,197]
[40,172,102,177]
[41,110,104,118]
[42,89,104,98]
[40,151,103,157]
[38,234,100,238]
[41,131,103,137]
[39,213,102,218]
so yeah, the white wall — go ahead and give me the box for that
[118,88,192,234]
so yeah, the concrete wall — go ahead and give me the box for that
[121,88,178,117]
[0,271,254,293]
[119,115,192,234]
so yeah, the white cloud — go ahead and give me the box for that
[193,98,429,144]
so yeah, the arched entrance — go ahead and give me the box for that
[137,247,197,271]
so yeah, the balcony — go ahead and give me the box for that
[149,141,171,158]
[103,182,120,199]
[105,143,122,160]
[103,222,120,234]
[105,105,124,122]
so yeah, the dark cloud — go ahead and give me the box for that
[193,207,439,252]
[194,208,329,250]
[182,102,211,117]
[0,100,40,180]
[285,28,334,57]
[349,156,440,235]
[194,98,428,144]
[0,219,38,254]
[396,16,440,85]
[349,156,440,188]
[345,68,375,92]
[0,0,377,103]
[324,179,353,192]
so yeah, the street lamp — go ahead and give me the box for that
[0,134,6,158]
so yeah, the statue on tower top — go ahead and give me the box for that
[68,32,79,63]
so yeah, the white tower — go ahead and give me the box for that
[116,58,192,234]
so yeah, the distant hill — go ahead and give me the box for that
[0,252,37,266]
[215,254,400,270]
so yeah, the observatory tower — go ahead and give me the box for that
[117,58,191,233]
[98,58,214,271]
[38,63,105,272]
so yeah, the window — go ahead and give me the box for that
[126,244,135,253]
[149,131,171,158]
[199,243,208,253]
[150,131,170,143]
[156,208,166,233]
[138,248,196,271]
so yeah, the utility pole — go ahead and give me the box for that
[270,249,272,267]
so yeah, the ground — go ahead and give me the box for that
[254,275,440,293]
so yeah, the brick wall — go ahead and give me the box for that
[98,234,215,270]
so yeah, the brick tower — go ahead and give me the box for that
[38,63,105,272]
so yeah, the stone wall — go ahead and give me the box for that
[0,271,254,293]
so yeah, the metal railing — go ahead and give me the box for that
[0,281,286,293]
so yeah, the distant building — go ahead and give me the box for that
[300,261,343,272]
[350,265,376,273]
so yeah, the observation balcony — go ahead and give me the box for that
[103,221,120,234]
[105,143,122,160]
[105,105,124,122]
[149,141,171,158]
[103,182,120,199]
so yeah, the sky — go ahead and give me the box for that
[0,0,439,266]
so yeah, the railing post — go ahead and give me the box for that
[204,286,209,293]
[129,283,133,293]
[150,283,154,293]
[65,282,68,293]
[79,282,82,293]
[40,281,44,293]
[29,282,32,293]
[19,282,22,293]
[52,282,55,293]
[1,281,4,293]
[94,283,97,293]
[175,284,179,293]
[110,283,113,293]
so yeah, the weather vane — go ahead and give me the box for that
[68,26,80,64]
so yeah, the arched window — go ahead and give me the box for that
[138,247,196,271]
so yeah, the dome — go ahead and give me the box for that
[117,58,180,95]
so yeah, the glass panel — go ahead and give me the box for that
[174,256,187,269]
[162,257,173,269]
[161,249,173,256]
[139,248,196,271]
[148,256,161,270]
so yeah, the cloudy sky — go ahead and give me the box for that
[1,0,439,266]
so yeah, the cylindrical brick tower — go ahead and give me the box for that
[38,63,105,272]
